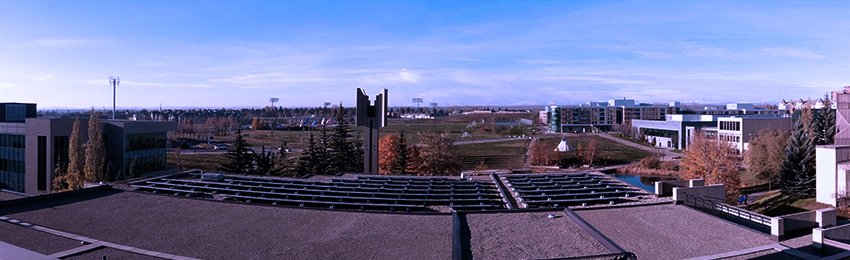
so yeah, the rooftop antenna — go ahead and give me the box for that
[109,76,120,119]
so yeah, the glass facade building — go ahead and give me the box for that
[0,134,25,192]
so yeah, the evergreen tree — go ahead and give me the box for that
[251,146,284,176]
[327,103,363,174]
[219,129,253,174]
[84,109,105,182]
[818,94,836,145]
[296,131,327,176]
[394,132,410,174]
[779,118,817,198]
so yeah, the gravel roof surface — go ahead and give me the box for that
[63,247,165,260]
[575,203,777,259]
[0,191,29,201]
[0,221,82,255]
[721,249,804,260]
[465,211,611,260]
[1,190,452,260]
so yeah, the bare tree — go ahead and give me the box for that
[416,131,462,176]
[744,128,790,183]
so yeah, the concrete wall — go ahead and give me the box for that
[655,180,690,196]
[655,179,705,196]
[814,209,849,251]
[780,211,818,233]
[673,184,725,203]
[817,146,850,206]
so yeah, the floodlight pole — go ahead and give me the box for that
[431,102,438,131]
[109,76,120,119]
[413,98,422,131]
[269,98,279,136]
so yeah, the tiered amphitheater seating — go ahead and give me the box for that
[503,173,647,208]
[130,175,505,212]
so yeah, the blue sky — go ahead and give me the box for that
[1,1,849,109]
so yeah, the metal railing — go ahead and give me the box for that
[680,192,772,234]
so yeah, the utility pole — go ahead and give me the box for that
[109,76,120,119]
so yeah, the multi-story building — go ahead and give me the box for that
[715,116,793,153]
[0,103,176,194]
[633,114,791,153]
[541,99,679,133]
[631,115,718,150]
[681,103,786,116]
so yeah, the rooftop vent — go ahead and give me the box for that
[201,172,224,182]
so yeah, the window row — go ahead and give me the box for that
[0,158,24,174]
[126,132,167,152]
[719,121,742,131]
[0,134,24,148]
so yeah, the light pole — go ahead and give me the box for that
[430,102,438,131]
[109,76,120,119]
[413,98,422,131]
[269,98,279,136]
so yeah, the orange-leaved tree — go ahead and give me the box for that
[378,135,400,174]
[680,129,742,203]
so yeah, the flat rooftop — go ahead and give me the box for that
[0,189,451,259]
[464,211,613,259]
[575,203,778,259]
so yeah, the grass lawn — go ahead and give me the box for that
[168,152,226,173]
[457,139,531,157]
[608,133,654,148]
[538,135,654,166]
[458,139,531,171]
[747,190,845,218]
[201,122,537,152]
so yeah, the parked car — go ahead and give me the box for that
[214,145,228,150]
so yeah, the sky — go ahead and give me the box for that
[1,0,850,109]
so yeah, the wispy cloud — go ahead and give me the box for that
[32,39,96,48]
[121,81,213,88]
[0,83,17,90]
[759,47,826,60]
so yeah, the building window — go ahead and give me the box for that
[5,104,25,121]
[54,136,69,173]
[38,136,47,191]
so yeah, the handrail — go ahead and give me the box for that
[679,192,771,233]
